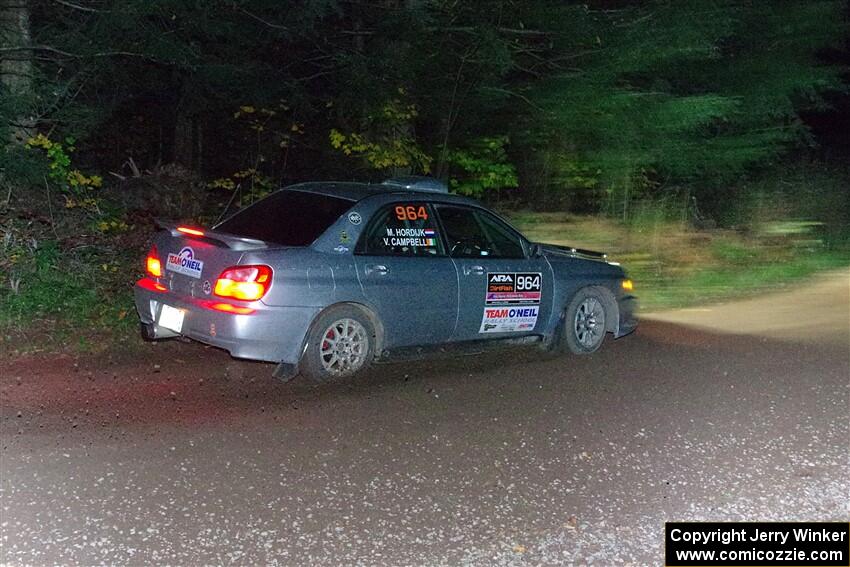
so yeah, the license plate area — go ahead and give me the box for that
[158,304,185,333]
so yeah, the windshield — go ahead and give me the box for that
[215,190,354,246]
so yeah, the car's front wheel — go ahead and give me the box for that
[563,287,608,354]
[301,306,376,382]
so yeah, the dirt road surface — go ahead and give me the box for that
[2,271,848,565]
[642,268,850,345]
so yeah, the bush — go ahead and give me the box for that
[0,211,139,351]
[708,162,850,247]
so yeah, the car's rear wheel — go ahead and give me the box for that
[301,306,375,382]
[563,288,608,354]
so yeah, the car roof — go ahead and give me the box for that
[284,182,387,201]
[283,181,480,206]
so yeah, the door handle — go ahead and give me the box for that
[463,265,485,276]
[364,264,389,276]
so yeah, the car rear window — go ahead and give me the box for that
[215,190,354,246]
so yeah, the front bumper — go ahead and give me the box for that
[134,280,320,364]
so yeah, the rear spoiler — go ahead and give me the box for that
[154,219,268,251]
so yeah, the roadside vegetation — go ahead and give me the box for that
[509,162,850,309]
[511,212,850,311]
[1,1,849,353]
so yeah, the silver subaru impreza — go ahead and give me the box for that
[134,177,636,381]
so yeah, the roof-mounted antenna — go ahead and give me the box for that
[381,176,449,194]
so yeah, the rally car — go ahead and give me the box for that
[134,177,637,381]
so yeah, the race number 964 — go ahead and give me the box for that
[516,274,541,291]
[395,205,429,221]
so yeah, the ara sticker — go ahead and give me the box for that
[166,246,204,279]
[348,212,362,225]
[486,272,541,305]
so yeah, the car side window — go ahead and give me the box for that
[435,205,526,259]
[357,203,445,257]
[475,209,526,259]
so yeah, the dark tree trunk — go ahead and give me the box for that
[1,0,34,144]
[173,112,203,173]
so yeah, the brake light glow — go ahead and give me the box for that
[146,245,162,277]
[137,277,167,293]
[214,265,272,301]
[209,302,255,315]
[177,226,205,237]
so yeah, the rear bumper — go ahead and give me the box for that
[615,294,638,338]
[134,280,320,364]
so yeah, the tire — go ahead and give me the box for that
[562,287,609,354]
[301,305,376,382]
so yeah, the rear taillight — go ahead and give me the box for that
[146,245,162,277]
[214,265,272,301]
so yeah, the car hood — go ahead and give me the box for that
[537,242,609,263]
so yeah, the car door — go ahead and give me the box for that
[354,201,459,348]
[434,204,553,341]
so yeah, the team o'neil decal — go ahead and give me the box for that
[479,305,539,333]
[166,246,204,279]
[479,272,542,333]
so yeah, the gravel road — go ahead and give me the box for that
[2,270,848,565]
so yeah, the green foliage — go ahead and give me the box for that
[23,134,102,194]
[510,210,850,311]
[207,102,306,205]
[0,238,135,339]
[3,0,848,216]
[329,127,432,173]
[329,93,432,173]
[448,136,518,197]
[0,145,45,192]
[721,161,850,246]
[710,240,758,265]
[529,0,847,216]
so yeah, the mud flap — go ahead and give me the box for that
[272,362,299,383]
[539,311,566,352]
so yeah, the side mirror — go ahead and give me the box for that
[529,243,544,258]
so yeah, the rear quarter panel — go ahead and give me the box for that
[232,247,370,364]
[246,247,367,308]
